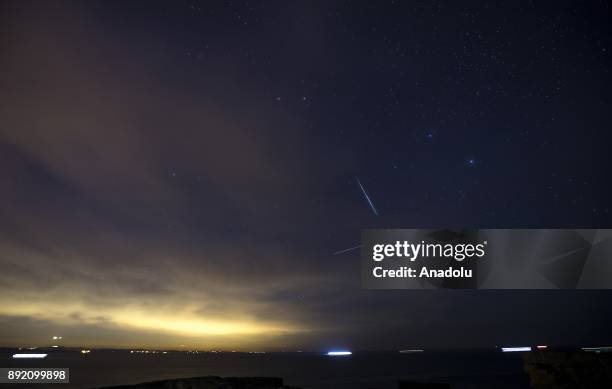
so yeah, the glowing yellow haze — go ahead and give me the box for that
[0,296,300,348]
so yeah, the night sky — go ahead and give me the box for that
[1,0,611,351]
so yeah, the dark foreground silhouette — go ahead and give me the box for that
[523,351,612,389]
[96,376,451,389]
[96,376,299,389]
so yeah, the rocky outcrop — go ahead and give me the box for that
[96,376,300,389]
[397,381,451,389]
[523,351,612,389]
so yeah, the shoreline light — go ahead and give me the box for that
[12,354,47,359]
[582,346,612,353]
[399,349,424,353]
[327,351,352,356]
[501,347,532,352]
[536,345,548,350]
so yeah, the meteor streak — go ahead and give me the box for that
[332,245,362,255]
[356,177,378,215]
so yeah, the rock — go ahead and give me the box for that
[523,351,612,389]
[95,376,300,389]
[397,381,451,389]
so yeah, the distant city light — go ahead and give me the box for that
[80,349,91,354]
[501,347,532,352]
[536,345,548,350]
[582,346,612,353]
[399,349,424,353]
[129,349,165,354]
[12,354,47,359]
[327,351,352,356]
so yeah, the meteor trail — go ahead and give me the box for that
[332,244,362,256]
[356,177,379,215]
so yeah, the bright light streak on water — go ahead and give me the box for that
[327,351,352,356]
[12,354,48,359]
[501,347,531,352]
